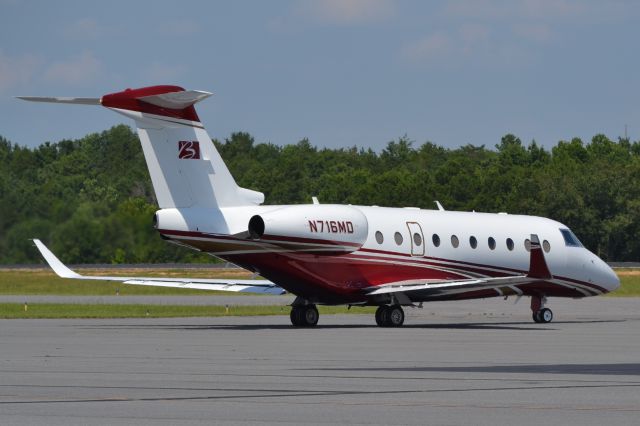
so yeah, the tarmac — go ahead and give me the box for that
[1,297,639,426]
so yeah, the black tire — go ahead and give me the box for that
[532,311,542,323]
[375,306,387,327]
[539,308,553,323]
[387,306,405,327]
[290,307,303,326]
[289,306,305,327]
[303,305,319,327]
[290,305,318,327]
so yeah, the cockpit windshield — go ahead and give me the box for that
[560,228,583,247]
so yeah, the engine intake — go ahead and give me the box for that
[248,215,265,239]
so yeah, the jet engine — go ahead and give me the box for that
[247,205,368,253]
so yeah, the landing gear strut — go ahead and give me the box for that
[290,304,319,327]
[375,305,405,327]
[531,295,553,323]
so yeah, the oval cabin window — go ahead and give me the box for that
[451,235,459,248]
[394,232,403,245]
[506,238,514,251]
[432,234,440,247]
[488,237,496,250]
[375,231,384,244]
[469,236,478,249]
[413,233,422,246]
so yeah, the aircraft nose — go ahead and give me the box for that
[590,255,620,293]
[605,266,621,293]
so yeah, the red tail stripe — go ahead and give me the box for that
[101,85,201,122]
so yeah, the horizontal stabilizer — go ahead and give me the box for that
[16,96,101,105]
[17,90,211,109]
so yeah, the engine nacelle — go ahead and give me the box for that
[248,205,368,253]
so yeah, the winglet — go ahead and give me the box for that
[527,234,552,279]
[32,239,83,279]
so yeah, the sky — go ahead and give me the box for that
[1,0,639,151]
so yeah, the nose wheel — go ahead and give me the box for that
[531,296,553,323]
[533,307,553,323]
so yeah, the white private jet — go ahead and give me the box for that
[20,85,620,327]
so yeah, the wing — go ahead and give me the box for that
[366,234,551,300]
[32,239,285,295]
[366,275,532,297]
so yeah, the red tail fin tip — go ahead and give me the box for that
[101,85,212,122]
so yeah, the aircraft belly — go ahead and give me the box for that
[166,233,595,304]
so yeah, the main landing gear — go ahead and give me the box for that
[531,295,553,323]
[375,305,405,327]
[289,302,407,328]
[290,304,319,327]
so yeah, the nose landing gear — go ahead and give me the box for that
[531,295,553,323]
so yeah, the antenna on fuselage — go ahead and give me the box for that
[435,201,445,211]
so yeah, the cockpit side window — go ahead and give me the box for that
[560,228,583,247]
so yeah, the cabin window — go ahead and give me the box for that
[524,239,531,252]
[560,228,583,247]
[394,232,403,245]
[375,231,384,244]
[413,233,422,246]
[432,234,440,247]
[469,236,478,249]
[488,237,496,250]
[451,235,459,248]
[506,238,514,251]
[543,240,551,253]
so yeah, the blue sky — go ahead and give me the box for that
[1,0,639,150]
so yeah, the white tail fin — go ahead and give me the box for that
[19,85,264,209]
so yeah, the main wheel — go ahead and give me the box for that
[538,308,553,323]
[290,306,303,326]
[387,306,405,327]
[375,306,388,327]
[290,305,319,327]
[302,305,319,327]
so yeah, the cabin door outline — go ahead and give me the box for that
[406,222,425,257]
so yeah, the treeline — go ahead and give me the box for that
[1,125,639,263]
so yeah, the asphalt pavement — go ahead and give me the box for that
[1,297,639,425]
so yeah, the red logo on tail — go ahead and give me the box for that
[178,141,200,159]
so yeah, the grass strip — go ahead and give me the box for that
[0,303,376,319]
[0,270,255,296]
[607,272,640,296]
